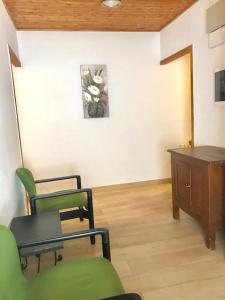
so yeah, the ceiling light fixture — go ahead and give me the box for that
[101,0,122,8]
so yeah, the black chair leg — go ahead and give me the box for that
[36,254,41,273]
[54,251,63,266]
[88,205,95,245]
[21,256,28,271]
[90,234,95,244]
[79,207,84,222]
[89,226,95,244]
[87,191,95,245]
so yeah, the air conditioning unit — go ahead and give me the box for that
[207,0,225,33]
[207,0,225,48]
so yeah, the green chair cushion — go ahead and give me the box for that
[16,168,87,213]
[16,168,36,199]
[0,226,125,300]
[0,226,27,300]
[27,257,125,300]
[36,190,87,213]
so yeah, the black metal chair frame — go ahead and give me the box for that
[18,228,110,260]
[17,228,142,300]
[30,175,95,244]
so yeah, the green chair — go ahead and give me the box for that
[16,167,95,244]
[0,225,141,300]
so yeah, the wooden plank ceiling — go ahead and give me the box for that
[3,0,198,31]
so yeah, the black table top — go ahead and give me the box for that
[10,211,63,256]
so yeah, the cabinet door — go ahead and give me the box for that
[174,159,191,213]
[190,163,208,220]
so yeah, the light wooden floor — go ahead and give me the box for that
[24,181,225,300]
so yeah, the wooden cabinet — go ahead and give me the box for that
[168,146,225,249]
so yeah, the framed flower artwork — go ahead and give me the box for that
[80,65,109,118]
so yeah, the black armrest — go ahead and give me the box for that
[35,175,81,189]
[17,228,111,261]
[101,294,142,300]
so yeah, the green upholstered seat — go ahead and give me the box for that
[27,258,124,300]
[0,225,26,300]
[0,225,125,300]
[35,190,87,213]
[16,168,87,213]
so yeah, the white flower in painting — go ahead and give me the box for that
[83,70,90,76]
[94,97,100,103]
[93,75,103,84]
[104,85,108,92]
[88,85,100,96]
[84,92,92,102]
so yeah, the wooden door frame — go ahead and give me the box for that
[8,45,21,67]
[7,45,24,164]
[7,45,30,214]
[160,45,194,147]
[7,46,29,214]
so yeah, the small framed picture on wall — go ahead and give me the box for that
[215,66,225,103]
[80,65,109,119]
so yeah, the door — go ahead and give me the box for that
[190,163,207,220]
[160,45,194,147]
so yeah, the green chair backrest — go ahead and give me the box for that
[0,225,26,300]
[16,168,36,199]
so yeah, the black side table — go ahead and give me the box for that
[10,211,63,272]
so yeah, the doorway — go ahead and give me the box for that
[160,45,194,147]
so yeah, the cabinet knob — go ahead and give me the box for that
[185,183,191,188]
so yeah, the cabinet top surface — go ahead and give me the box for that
[168,146,225,163]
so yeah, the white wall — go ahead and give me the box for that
[0,0,24,225]
[161,0,225,147]
[14,31,186,187]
